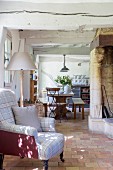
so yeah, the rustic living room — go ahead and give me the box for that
[1,0,113,170]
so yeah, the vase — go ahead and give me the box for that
[64,84,71,94]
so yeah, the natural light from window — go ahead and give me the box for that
[4,37,12,86]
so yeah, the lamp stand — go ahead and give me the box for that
[6,52,36,106]
[20,70,24,107]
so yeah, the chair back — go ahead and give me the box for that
[0,89,18,123]
[46,87,60,103]
[46,87,60,117]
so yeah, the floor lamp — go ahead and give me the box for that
[6,52,36,107]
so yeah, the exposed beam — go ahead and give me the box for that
[20,30,95,39]
[26,37,92,45]
[33,46,90,55]
[24,30,95,45]
[90,34,113,51]
[1,2,113,30]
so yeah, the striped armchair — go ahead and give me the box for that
[0,89,64,170]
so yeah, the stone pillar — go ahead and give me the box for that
[89,47,105,133]
[89,28,113,134]
[90,47,104,118]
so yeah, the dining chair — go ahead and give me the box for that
[46,87,60,118]
[46,87,66,122]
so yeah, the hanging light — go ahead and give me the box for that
[60,54,69,72]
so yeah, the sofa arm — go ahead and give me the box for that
[0,121,39,159]
[0,131,38,159]
[39,117,56,132]
[0,121,37,137]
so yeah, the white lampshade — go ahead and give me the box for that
[6,52,36,70]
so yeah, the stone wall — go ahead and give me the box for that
[89,28,113,133]
[101,46,113,116]
[90,47,104,118]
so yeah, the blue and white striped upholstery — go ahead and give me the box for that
[0,89,17,123]
[37,132,64,160]
[0,120,38,138]
[0,88,64,161]
[39,117,56,132]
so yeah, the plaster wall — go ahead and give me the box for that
[39,59,90,96]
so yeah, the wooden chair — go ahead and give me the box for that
[46,87,60,118]
[46,87,67,122]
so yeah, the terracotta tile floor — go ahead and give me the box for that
[3,109,113,170]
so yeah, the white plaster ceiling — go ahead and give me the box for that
[1,0,113,61]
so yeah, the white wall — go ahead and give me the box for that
[10,30,20,100]
[39,58,90,95]
[0,28,90,101]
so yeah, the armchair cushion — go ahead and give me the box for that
[37,132,64,160]
[39,117,56,132]
[12,105,42,132]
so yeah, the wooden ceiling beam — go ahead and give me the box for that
[90,34,113,51]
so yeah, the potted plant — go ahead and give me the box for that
[55,75,72,93]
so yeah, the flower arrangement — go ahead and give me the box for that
[55,75,72,86]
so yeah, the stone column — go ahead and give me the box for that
[90,47,104,118]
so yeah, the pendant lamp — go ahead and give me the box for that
[60,54,69,72]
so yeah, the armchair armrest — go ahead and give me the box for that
[0,120,37,137]
[0,121,38,159]
[39,117,56,132]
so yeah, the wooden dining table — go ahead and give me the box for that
[47,93,74,117]
[53,93,74,103]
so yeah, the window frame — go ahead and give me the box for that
[4,33,12,88]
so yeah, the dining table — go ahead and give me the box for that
[47,93,74,118]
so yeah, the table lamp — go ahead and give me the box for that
[6,52,36,107]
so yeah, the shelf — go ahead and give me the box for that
[81,92,89,94]
[72,85,90,108]
[34,85,37,88]
[82,99,90,100]
[30,70,38,103]
[34,93,37,96]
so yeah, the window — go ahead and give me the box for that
[4,35,12,87]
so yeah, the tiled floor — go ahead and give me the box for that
[3,109,113,170]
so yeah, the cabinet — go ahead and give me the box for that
[80,86,90,107]
[72,85,90,108]
[30,70,38,103]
